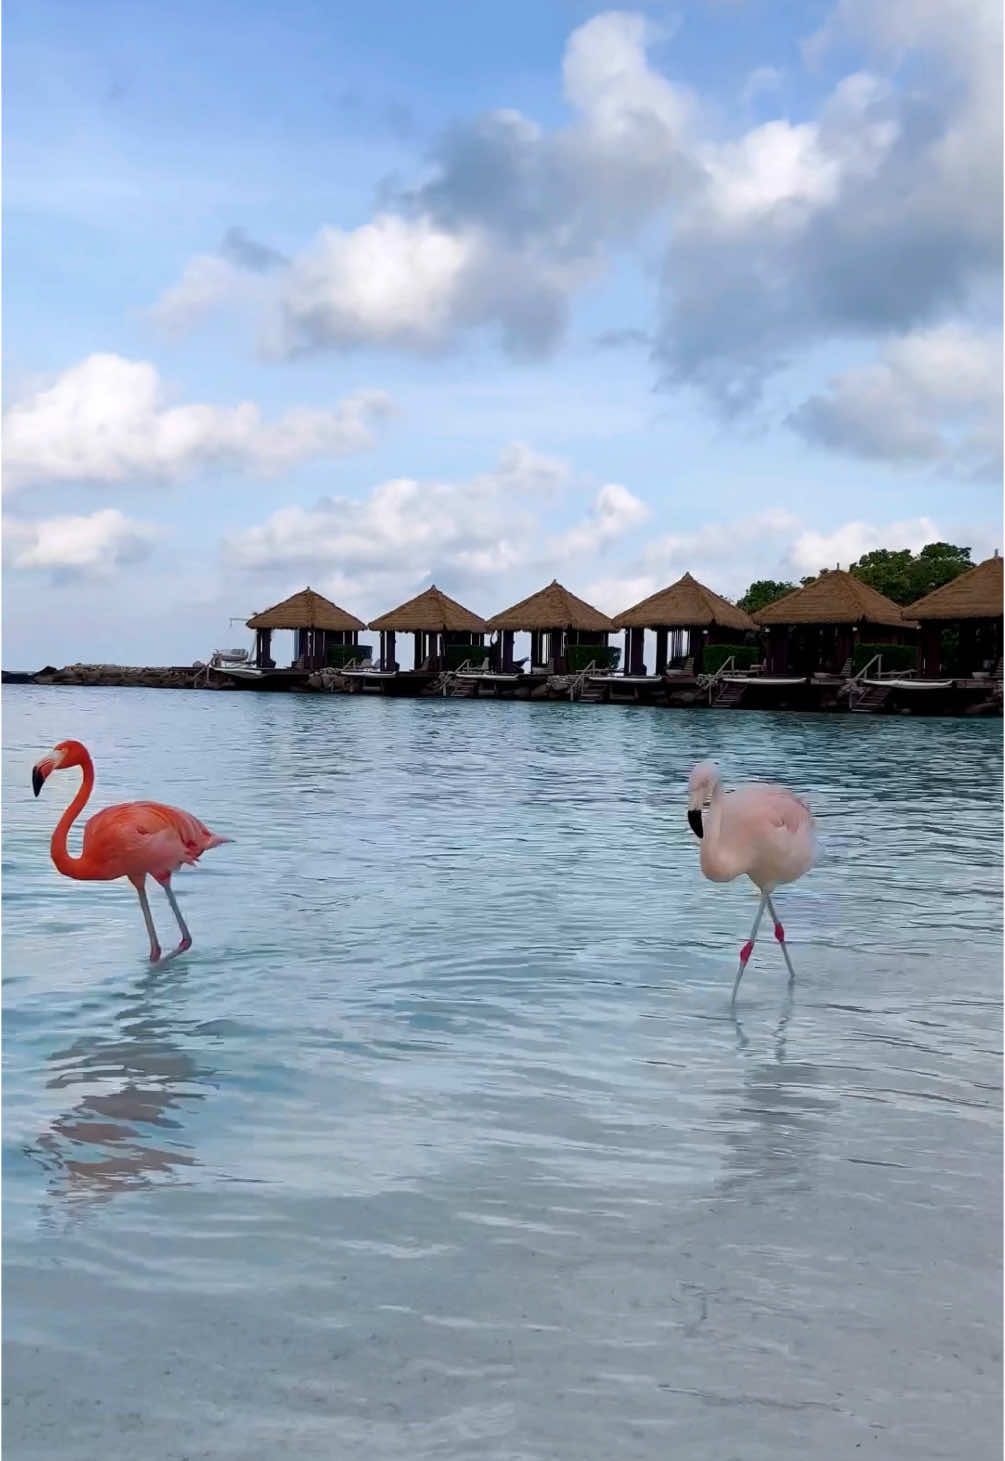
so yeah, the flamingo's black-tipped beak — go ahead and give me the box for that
[32,765,47,797]
[687,808,703,839]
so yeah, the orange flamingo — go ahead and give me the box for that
[32,739,229,963]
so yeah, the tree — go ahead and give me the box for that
[849,542,972,606]
[737,579,797,614]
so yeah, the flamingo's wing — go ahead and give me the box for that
[82,802,221,878]
[728,785,816,882]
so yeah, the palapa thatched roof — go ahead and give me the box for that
[487,580,614,632]
[904,554,1003,621]
[368,585,487,633]
[247,587,365,632]
[753,570,905,629]
[613,572,756,631]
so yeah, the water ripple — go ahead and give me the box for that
[3,688,1001,1461]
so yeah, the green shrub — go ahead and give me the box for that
[327,643,372,668]
[567,643,620,673]
[852,642,917,674]
[445,641,488,670]
[704,643,760,674]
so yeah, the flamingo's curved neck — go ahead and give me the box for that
[700,781,742,882]
[50,751,96,879]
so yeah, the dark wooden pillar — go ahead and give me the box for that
[628,627,645,675]
[622,628,631,675]
[919,623,937,677]
[690,627,704,674]
[836,626,853,674]
[551,629,565,672]
[255,628,272,668]
[959,620,977,677]
[655,627,668,676]
[502,631,515,671]
[769,628,790,674]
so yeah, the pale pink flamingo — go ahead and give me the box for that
[686,760,815,1002]
[32,740,229,964]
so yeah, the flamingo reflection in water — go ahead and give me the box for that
[30,964,215,1214]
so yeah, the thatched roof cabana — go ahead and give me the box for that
[612,572,755,675]
[904,553,1003,621]
[368,585,487,633]
[368,586,487,673]
[752,569,910,678]
[247,587,365,632]
[488,580,614,632]
[753,571,904,629]
[904,554,1002,678]
[613,572,755,632]
[246,587,366,670]
[487,581,614,674]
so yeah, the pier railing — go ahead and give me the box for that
[568,661,598,701]
[440,659,474,696]
[696,655,735,703]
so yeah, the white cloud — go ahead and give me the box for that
[223,445,651,613]
[740,66,784,106]
[643,510,802,572]
[786,516,944,578]
[273,215,480,354]
[2,354,394,491]
[4,508,161,577]
[555,482,650,556]
[148,254,248,336]
[144,2,1000,444]
[789,325,1002,477]
[155,12,687,360]
[596,508,993,604]
[659,0,1000,406]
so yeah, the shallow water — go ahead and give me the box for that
[3,686,1001,1460]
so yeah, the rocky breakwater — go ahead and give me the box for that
[27,662,235,690]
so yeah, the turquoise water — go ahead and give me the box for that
[3,686,1001,1459]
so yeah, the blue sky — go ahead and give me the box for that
[3,0,1001,667]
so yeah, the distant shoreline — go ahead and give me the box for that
[4,663,1001,717]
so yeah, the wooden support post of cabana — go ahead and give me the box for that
[246,587,367,671]
[377,629,398,671]
[487,580,615,676]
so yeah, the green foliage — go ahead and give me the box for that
[738,543,972,615]
[704,643,761,674]
[852,642,918,674]
[567,643,620,673]
[849,542,972,606]
[327,642,371,668]
[737,579,797,614]
[445,641,488,670]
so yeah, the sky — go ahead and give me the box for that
[3,0,1002,668]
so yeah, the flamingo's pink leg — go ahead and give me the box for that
[157,875,192,957]
[130,876,162,963]
[766,894,796,980]
[731,893,768,1004]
